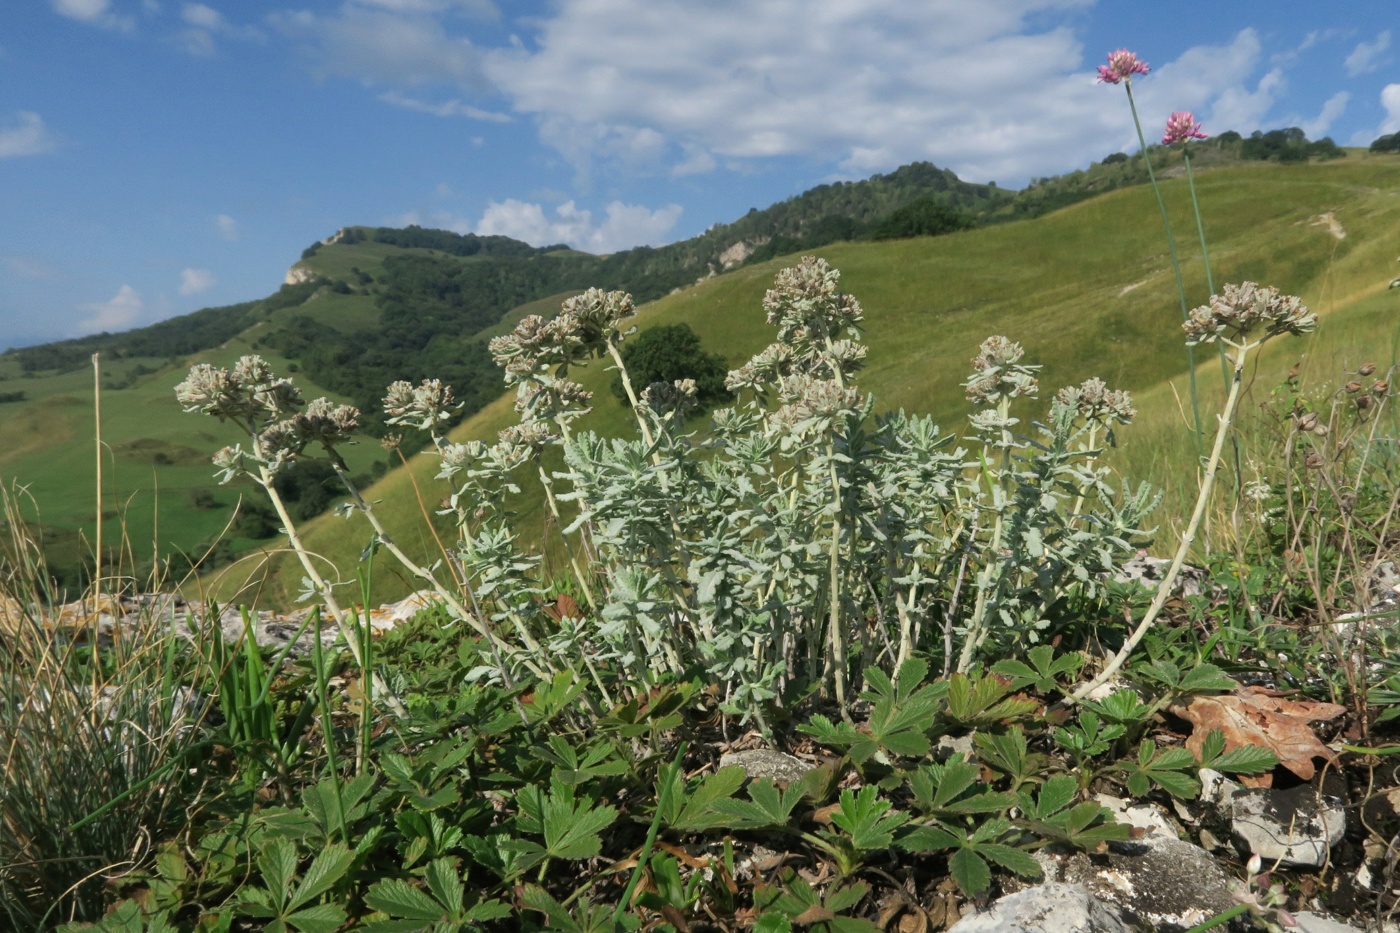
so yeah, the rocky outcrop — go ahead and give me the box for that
[284,264,320,286]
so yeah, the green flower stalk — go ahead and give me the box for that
[1098,49,1204,449]
[1073,283,1317,699]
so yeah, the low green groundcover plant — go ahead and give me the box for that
[20,47,1397,922]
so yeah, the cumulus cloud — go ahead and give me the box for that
[378,91,510,122]
[478,5,1291,185]
[1345,30,1390,77]
[51,0,133,31]
[1206,67,1286,135]
[1382,84,1400,135]
[353,0,498,16]
[1300,91,1349,139]
[215,213,238,240]
[474,199,683,254]
[78,285,143,334]
[0,112,57,159]
[179,268,215,295]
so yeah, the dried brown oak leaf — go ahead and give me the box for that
[1170,686,1346,786]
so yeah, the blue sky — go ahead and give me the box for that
[1,0,1396,349]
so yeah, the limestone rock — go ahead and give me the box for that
[718,749,812,784]
[1230,785,1346,868]
[946,883,1133,933]
[1038,835,1235,931]
[1094,793,1175,838]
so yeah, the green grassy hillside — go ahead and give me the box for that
[202,153,1400,607]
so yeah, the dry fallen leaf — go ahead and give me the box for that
[1171,686,1346,785]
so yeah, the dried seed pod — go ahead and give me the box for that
[1313,423,1330,436]
[1345,381,1363,393]
[1358,363,1377,376]
[1374,380,1389,395]
[1297,411,1319,431]
[1305,451,1325,469]
[1357,394,1374,411]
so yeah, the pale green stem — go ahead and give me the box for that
[537,463,597,612]
[1069,424,1099,521]
[1125,80,1203,451]
[825,440,849,711]
[323,452,553,682]
[1071,337,1254,701]
[958,400,1012,673]
[1184,151,1232,393]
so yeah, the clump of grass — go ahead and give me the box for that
[0,490,208,928]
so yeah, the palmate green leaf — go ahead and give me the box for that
[1197,728,1278,775]
[943,672,1036,727]
[660,764,747,831]
[975,843,1042,879]
[992,645,1083,694]
[1083,689,1153,726]
[363,879,441,921]
[283,904,347,933]
[1126,741,1202,799]
[799,714,877,763]
[289,844,354,912]
[1177,663,1236,695]
[908,759,976,812]
[948,847,991,897]
[258,838,298,903]
[827,786,910,852]
[755,872,879,933]
[543,784,619,860]
[708,777,805,831]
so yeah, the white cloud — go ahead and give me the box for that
[1203,66,1286,137]
[270,6,487,90]
[215,213,238,240]
[178,3,263,56]
[51,0,133,31]
[1300,91,1349,139]
[474,199,683,253]
[179,268,215,295]
[0,112,57,159]
[478,6,1291,186]
[1345,30,1390,77]
[1382,84,1400,135]
[351,0,498,17]
[378,91,510,122]
[78,285,143,334]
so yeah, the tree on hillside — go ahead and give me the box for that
[1372,133,1400,153]
[611,324,731,411]
[870,198,975,240]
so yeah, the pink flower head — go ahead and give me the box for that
[1162,111,1208,144]
[1096,49,1150,85]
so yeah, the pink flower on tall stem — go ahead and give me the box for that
[1096,49,1150,85]
[1162,111,1208,145]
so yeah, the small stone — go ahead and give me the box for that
[1231,785,1346,868]
[1292,911,1367,933]
[1044,835,1235,932]
[1094,793,1175,838]
[946,883,1132,933]
[1198,768,1241,807]
[718,749,813,784]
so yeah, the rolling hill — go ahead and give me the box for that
[1,147,1396,601]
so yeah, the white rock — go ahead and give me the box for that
[1198,768,1242,807]
[1039,834,1235,930]
[1230,785,1345,868]
[947,883,1132,933]
[1293,911,1366,933]
[1094,793,1175,838]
